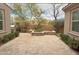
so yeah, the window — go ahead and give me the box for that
[0,10,4,30]
[72,10,79,32]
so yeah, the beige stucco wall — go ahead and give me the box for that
[64,11,71,34]
[0,4,11,37]
[64,4,79,39]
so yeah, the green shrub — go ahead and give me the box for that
[2,35,10,43]
[1,31,19,44]
[8,33,15,39]
[60,33,79,51]
[34,28,43,32]
[0,37,3,43]
[69,38,79,49]
[14,31,19,37]
[60,33,72,44]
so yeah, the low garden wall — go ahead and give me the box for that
[31,31,56,36]
[31,32,44,36]
[43,31,56,35]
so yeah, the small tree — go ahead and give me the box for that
[49,4,64,33]
[12,3,43,32]
[30,4,43,30]
[49,4,63,20]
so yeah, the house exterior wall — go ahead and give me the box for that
[0,4,11,37]
[64,11,71,34]
[63,4,79,40]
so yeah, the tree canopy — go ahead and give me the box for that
[13,3,43,20]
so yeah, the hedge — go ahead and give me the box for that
[0,31,19,44]
[60,33,79,51]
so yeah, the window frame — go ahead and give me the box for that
[70,8,79,36]
[0,9,4,32]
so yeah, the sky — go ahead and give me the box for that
[37,4,53,20]
[37,3,67,20]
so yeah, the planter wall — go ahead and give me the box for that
[31,31,56,36]
[31,32,44,36]
[44,31,56,35]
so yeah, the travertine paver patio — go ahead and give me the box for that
[0,33,77,55]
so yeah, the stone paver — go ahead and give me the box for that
[0,33,78,55]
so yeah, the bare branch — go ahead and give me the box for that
[48,4,63,20]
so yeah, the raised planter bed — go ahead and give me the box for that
[31,32,44,36]
[31,31,56,36]
[43,31,56,35]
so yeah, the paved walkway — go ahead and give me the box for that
[0,33,78,55]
